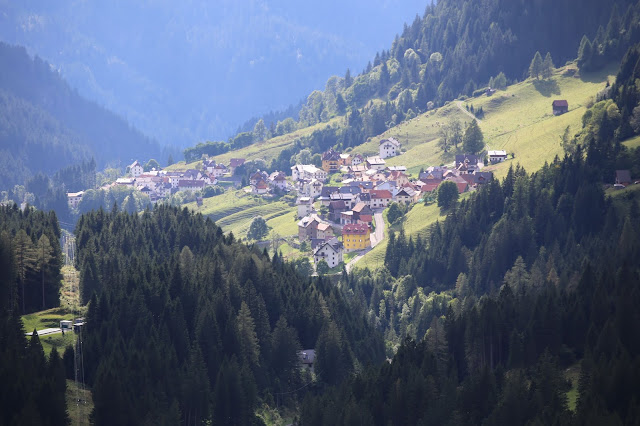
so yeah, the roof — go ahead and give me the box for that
[320,186,340,197]
[229,158,245,167]
[351,202,370,213]
[178,180,205,188]
[616,170,632,183]
[455,154,479,167]
[379,137,401,147]
[366,156,386,165]
[314,238,343,255]
[488,150,507,156]
[552,100,568,107]
[317,223,332,232]
[343,223,369,234]
[322,149,341,161]
[130,160,141,168]
[370,190,393,199]
[67,191,84,198]
[329,200,347,210]
[299,349,316,364]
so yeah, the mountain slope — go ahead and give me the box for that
[0,42,164,188]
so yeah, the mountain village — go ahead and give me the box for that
[66,137,509,272]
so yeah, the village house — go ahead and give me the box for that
[330,192,355,209]
[250,171,269,186]
[268,171,288,191]
[370,189,393,209]
[366,156,387,171]
[342,223,371,252]
[298,349,315,372]
[488,150,508,164]
[178,179,205,193]
[252,180,269,195]
[340,210,355,225]
[379,137,401,159]
[318,186,340,206]
[322,148,341,173]
[291,164,327,182]
[445,175,469,194]
[339,153,352,166]
[297,197,314,218]
[351,154,364,166]
[211,163,228,178]
[67,191,84,208]
[615,170,632,186]
[116,178,136,187]
[316,222,334,240]
[351,202,373,226]
[298,214,333,241]
[313,238,343,268]
[388,166,407,173]
[129,160,144,178]
[355,192,371,207]
[307,179,324,198]
[183,169,203,181]
[395,187,419,205]
[329,200,347,223]
[389,171,411,187]
[229,158,245,175]
[552,100,569,115]
[203,159,217,174]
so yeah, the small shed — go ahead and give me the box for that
[299,349,316,371]
[615,170,632,186]
[552,100,568,115]
[60,320,72,331]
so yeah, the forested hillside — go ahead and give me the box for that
[299,43,640,425]
[190,0,640,163]
[0,208,68,425]
[0,42,164,189]
[74,205,384,425]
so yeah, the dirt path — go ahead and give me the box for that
[345,210,385,273]
[456,100,482,123]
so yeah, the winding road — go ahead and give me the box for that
[456,100,482,123]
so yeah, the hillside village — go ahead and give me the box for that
[65,134,515,272]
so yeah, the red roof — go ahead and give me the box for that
[343,223,369,235]
[370,190,392,199]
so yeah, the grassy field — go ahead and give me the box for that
[351,65,615,179]
[184,190,298,239]
[623,134,640,150]
[67,380,94,425]
[565,363,581,412]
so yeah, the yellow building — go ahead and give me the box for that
[322,149,341,173]
[342,223,371,251]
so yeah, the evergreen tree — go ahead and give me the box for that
[529,51,543,79]
[463,119,485,154]
[542,52,554,79]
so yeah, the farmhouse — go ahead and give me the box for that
[366,156,387,171]
[129,160,144,178]
[67,191,84,208]
[313,238,344,268]
[488,150,508,163]
[379,137,401,159]
[370,190,393,209]
[552,100,568,115]
[322,149,341,173]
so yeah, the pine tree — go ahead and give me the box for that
[463,119,485,154]
[529,51,543,79]
[237,302,260,366]
[35,234,53,310]
[542,52,554,79]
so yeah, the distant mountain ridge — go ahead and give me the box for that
[0,42,164,189]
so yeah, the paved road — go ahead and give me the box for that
[26,328,62,336]
[345,210,385,273]
[456,100,482,123]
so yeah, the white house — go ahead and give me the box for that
[366,156,387,171]
[313,238,344,268]
[379,137,401,159]
[488,150,508,164]
[67,191,84,208]
[129,161,144,178]
[291,164,328,182]
[297,197,314,218]
[269,171,288,191]
[178,180,205,193]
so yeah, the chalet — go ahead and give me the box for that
[316,222,334,240]
[340,210,355,225]
[178,180,205,192]
[183,169,202,180]
[455,154,480,169]
[211,164,228,178]
[299,349,316,371]
[379,137,401,159]
[356,181,374,192]
[67,191,84,208]
[308,179,323,198]
[339,186,361,195]
[250,171,268,186]
[355,192,371,207]
[229,158,245,174]
[366,156,387,171]
[552,100,568,115]
[351,154,365,166]
[339,153,352,166]
[389,171,411,187]
[313,238,343,268]
[342,223,371,252]
[420,179,442,193]
[395,187,418,205]
[615,170,632,186]
[269,171,288,191]
[140,186,153,197]
[370,190,393,209]
[298,214,332,241]
[330,192,355,209]
[297,197,314,218]
[352,202,373,225]
[129,160,144,178]
[322,149,341,173]
[329,200,347,223]
[252,180,269,195]
[444,175,469,194]
[488,150,508,164]
[318,186,340,206]
[473,172,494,185]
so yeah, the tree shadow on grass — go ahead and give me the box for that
[533,79,561,97]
